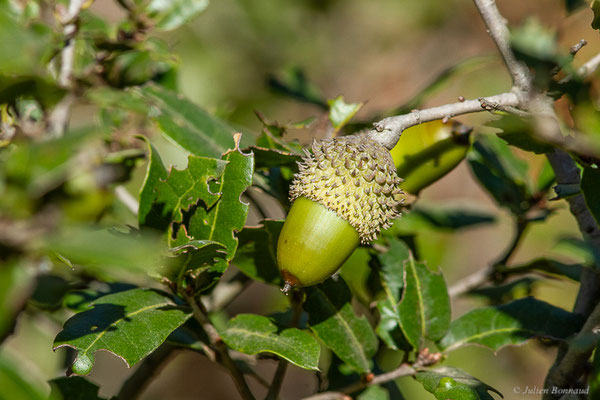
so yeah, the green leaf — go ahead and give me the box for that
[581,166,600,226]
[593,0,600,30]
[416,366,502,400]
[467,135,531,215]
[489,114,554,154]
[29,274,72,310]
[45,227,164,277]
[166,318,210,353]
[358,385,390,400]
[0,11,53,76]
[249,146,302,169]
[134,84,253,158]
[328,96,363,133]
[267,67,327,109]
[304,277,377,373]
[564,0,587,13]
[0,74,65,109]
[142,0,209,31]
[165,239,227,284]
[398,253,451,348]
[103,50,174,88]
[63,283,137,313]
[0,351,47,400]
[0,259,34,342]
[409,206,496,230]
[221,314,320,370]
[438,297,584,352]
[555,237,600,267]
[186,138,254,277]
[154,154,227,240]
[375,238,411,349]
[54,288,191,375]
[137,136,168,230]
[233,220,284,285]
[49,376,107,400]
[505,258,581,281]
[468,277,539,302]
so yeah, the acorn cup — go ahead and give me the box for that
[277,133,404,292]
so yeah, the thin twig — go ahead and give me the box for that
[368,91,520,149]
[264,290,304,400]
[448,219,529,298]
[543,301,600,400]
[471,0,531,91]
[48,0,89,137]
[117,344,174,400]
[115,186,140,215]
[302,364,416,400]
[203,272,252,312]
[186,294,256,400]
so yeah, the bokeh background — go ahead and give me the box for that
[5,0,599,398]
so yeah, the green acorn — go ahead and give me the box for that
[277,133,403,291]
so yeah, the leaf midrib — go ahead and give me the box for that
[443,326,528,352]
[81,301,174,357]
[147,88,226,155]
[313,287,368,370]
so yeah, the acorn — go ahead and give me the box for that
[390,120,472,195]
[277,133,403,291]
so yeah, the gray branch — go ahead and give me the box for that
[367,91,520,149]
[48,0,88,137]
[472,0,531,91]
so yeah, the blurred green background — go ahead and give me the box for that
[4,0,598,398]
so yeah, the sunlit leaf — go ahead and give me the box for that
[304,277,377,373]
[221,314,320,370]
[54,288,191,375]
[328,96,363,133]
[134,84,253,158]
[142,0,209,31]
[416,366,502,400]
[438,297,583,352]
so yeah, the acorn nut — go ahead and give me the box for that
[277,133,404,291]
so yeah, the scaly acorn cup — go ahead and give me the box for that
[277,133,403,291]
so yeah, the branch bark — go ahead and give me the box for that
[117,345,174,400]
[543,301,600,399]
[367,91,520,149]
[302,364,416,400]
[471,0,531,91]
[186,294,256,400]
[48,0,89,137]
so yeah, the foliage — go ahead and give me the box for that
[1,1,600,400]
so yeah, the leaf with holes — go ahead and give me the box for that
[154,155,227,244]
[53,288,191,376]
[304,277,377,373]
[135,84,253,158]
[137,136,169,230]
[186,137,254,281]
[438,297,584,352]
[221,314,320,370]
